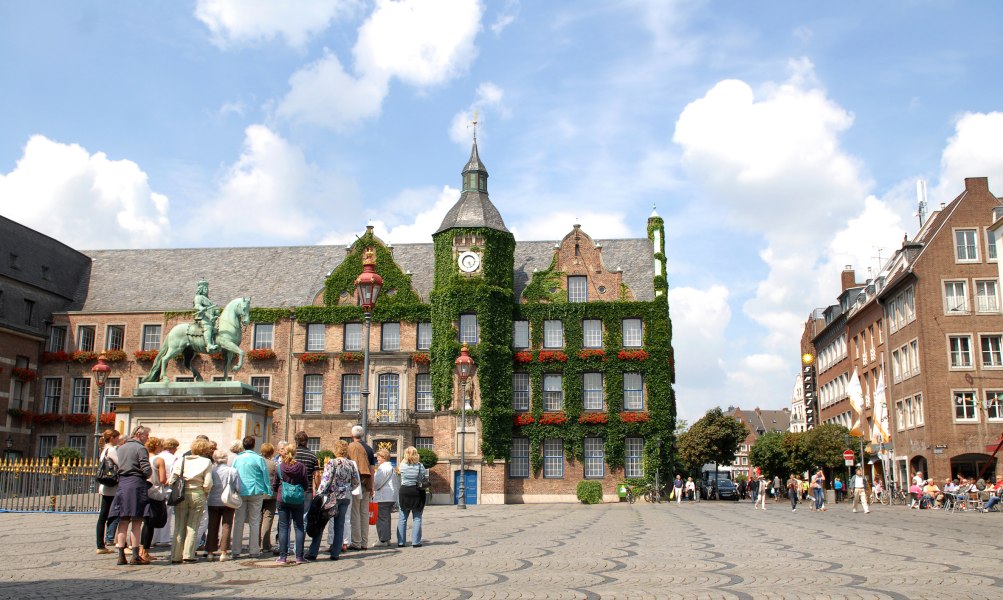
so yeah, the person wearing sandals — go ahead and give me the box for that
[138,437,168,563]
[206,449,242,561]
[108,425,152,565]
[373,448,397,547]
[170,438,214,563]
[95,429,121,555]
[306,440,360,561]
[396,446,428,548]
[272,443,309,564]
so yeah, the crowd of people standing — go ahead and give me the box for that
[95,424,430,566]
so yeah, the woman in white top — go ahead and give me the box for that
[372,449,397,547]
[95,429,121,554]
[169,438,214,563]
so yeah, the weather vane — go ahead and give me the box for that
[470,110,479,142]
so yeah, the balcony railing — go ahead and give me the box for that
[367,409,417,425]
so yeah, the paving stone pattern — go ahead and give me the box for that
[1,501,1000,599]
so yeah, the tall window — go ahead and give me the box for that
[623,373,644,410]
[954,391,977,421]
[415,437,434,450]
[306,324,325,351]
[949,335,973,368]
[987,391,1003,421]
[253,324,274,349]
[341,374,361,412]
[956,229,978,261]
[981,335,1003,368]
[416,322,432,350]
[106,325,125,350]
[911,340,920,375]
[37,435,56,459]
[71,378,91,414]
[944,281,968,313]
[512,321,530,349]
[105,378,121,400]
[415,373,433,412]
[912,394,924,426]
[344,323,363,351]
[584,437,604,478]
[543,374,563,411]
[142,325,161,351]
[77,325,95,352]
[381,322,401,351]
[68,435,87,456]
[543,439,564,478]
[43,378,62,414]
[378,373,400,416]
[251,376,270,400]
[47,326,66,352]
[583,372,604,410]
[625,437,644,478]
[622,319,643,347]
[543,320,564,348]
[568,276,587,302]
[459,314,478,344]
[896,400,905,431]
[582,320,603,349]
[510,438,530,478]
[976,280,1000,313]
[23,299,35,326]
[512,373,530,412]
[306,438,321,453]
[989,228,999,261]
[303,374,323,413]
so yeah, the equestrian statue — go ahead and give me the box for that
[142,279,251,383]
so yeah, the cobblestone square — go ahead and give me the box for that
[1,500,1000,599]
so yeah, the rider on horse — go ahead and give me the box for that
[194,278,220,352]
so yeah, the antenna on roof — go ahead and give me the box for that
[916,179,928,227]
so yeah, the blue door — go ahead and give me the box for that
[453,469,477,505]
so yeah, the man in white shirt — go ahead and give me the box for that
[851,468,870,514]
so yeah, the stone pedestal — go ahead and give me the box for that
[112,382,282,448]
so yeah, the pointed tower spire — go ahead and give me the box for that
[437,124,507,233]
[462,117,487,193]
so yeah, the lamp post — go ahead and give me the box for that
[91,352,111,462]
[354,248,382,441]
[454,344,475,509]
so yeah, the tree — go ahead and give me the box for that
[677,407,748,491]
[748,431,787,480]
[803,423,851,471]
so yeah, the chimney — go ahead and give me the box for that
[965,177,989,193]
[841,265,856,292]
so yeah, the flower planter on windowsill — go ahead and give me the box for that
[248,349,277,361]
[134,349,159,362]
[538,412,568,425]
[620,412,651,423]
[71,351,98,364]
[339,352,364,363]
[11,368,37,382]
[65,413,94,426]
[299,352,329,365]
[103,350,127,362]
[42,351,71,363]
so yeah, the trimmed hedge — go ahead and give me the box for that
[576,480,603,504]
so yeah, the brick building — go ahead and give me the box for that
[8,141,677,503]
[724,406,791,478]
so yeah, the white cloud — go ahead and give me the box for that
[318,185,459,245]
[449,82,507,144]
[666,284,731,421]
[195,0,360,48]
[0,135,169,249]
[933,111,1003,201]
[511,211,632,241]
[277,0,484,130]
[490,0,520,35]
[195,124,359,245]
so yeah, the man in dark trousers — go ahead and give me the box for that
[347,425,374,551]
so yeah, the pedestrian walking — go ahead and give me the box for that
[755,477,767,510]
[787,474,799,511]
[851,467,870,514]
[673,475,683,504]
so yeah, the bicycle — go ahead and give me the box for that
[644,483,668,503]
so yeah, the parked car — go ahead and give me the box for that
[701,476,740,500]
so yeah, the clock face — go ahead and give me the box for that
[458,251,481,273]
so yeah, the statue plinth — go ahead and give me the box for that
[135,381,259,397]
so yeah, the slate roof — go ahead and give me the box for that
[81,238,655,312]
[435,190,510,234]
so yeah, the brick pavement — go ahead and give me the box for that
[0,499,1001,599]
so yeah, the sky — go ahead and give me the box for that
[2,1,1003,424]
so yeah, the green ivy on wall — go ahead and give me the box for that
[321,229,423,311]
[250,307,290,323]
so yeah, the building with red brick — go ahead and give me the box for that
[724,406,790,479]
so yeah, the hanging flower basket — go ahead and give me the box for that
[514,414,535,426]
[620,412,651,423]
[538,351,568,364]
[42,351,71,363]
[339,352,364,363]
[578,413,609,424]
[11,368,37,382]
[617,349,649,362]
[103,350,127,362]
[410,352,430,366]
[99,413,116,426]
[134,349,159,362]
[299,353,329,365]
[513,351,534,365]
[71,351,98,363]
[248,349,277,361]
[34,413,63,425]
[577,349,606,361]
[538,412,568,425]
[65,413,94,426]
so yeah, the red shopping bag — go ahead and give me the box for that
[368,501,378,525]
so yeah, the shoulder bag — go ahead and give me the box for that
[280,464,305,505]
[416,465,430,492]
[166,457,186,506]
[221,471,242,509]
[95,451,119,487]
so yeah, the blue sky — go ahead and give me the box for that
[2,1,1003,424]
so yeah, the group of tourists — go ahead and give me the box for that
[906,470,1003,511]
[95,424,430,566]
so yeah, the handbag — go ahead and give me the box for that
[416,465,430,492]
[368,501,378,525]
[95,454,119,487]
[221,473,242,509]
[149,499,168,529]
[166,457,186,506]
[280,464,305,504]
[148,482,167,501]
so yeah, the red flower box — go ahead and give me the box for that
[11,367,37,382]
[538,412,568,425]
[65,413,94,426]
[34,413,63,425]
[577,349,606,361]
[617,349,649,362]
[208,351,225,360]
[514,351,534,364]
[538,350,568,364]
[410,352,430,366]
[99,413,116,426]
[103,350,127,362]
[514,414,535,426]
[248,349,277,360]
[578,413,609,424]
[42,351,71,363]
[71,351,98,363]
[620,412,651,423]
[134,349,159,361]
[339,352,364,363]
[299,353,329,365]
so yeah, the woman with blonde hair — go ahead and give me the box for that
[206,448,241,561]
[95,429,121,554]
[138,436,168,563]
[169,438,214,563]
[306,440,359,561]
[396,446,428,548]
[272,443,309,564]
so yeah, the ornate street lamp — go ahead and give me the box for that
[354,248,382,440]
[454,344,475,509]
[91,352,111,462]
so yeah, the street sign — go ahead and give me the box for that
[843,450,855,461]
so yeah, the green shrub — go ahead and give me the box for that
[576,480,603,504]
[316,450,335,466]
[51,446,83,462]
[417,448,439,469]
